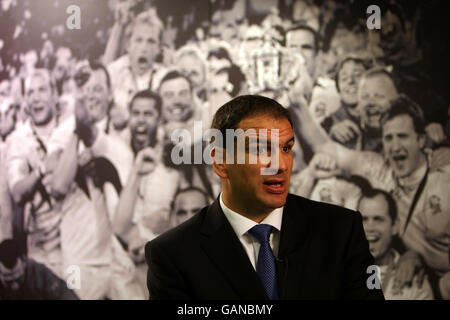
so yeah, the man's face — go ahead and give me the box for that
[0,97,16,138]
[220,115,294,213]
[159,77,193,123]
[286,29,316,77]
[358,74,398,129]
[209,12,239,44]
[380,10,405,56]
[172,190,208,226]
[53,58,71,83]
[129,97,159,147]
[383,115,425,178]
[338,60,365,106]
[129,24,160,75]
[0,256,25,291]
[241,26,264,57]
[208,72,232,114]
[82,69,110,124]
[177,54,205,90]
[26,75,55,126]
[359,195,395,260]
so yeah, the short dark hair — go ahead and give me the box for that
[215,65,246,97]
[207,47,232,63]
[129,90,162,116]
[286,24,320,53]
[74,61,111,90]
[0,239,23,269]
[89,61,111,89]
[381,94,425,136]
[211,95,293,148]
[158,70,192,92]
[358,188,397,224]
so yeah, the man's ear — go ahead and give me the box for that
[418,133,426,149]
[211,147,228,179]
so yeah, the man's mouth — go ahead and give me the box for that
[168,104,189,117]
[134,125,148,136]
[138,56,148,65]
[366,233,381,244]
[365,105,383,122]
[392,154,408,167]
[262,178,286,194]
[32,105,45,114]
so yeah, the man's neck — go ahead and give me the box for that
[131,65,152,78]
[32,117,56,140]
[375,248,395,266]
[221,190,273,223]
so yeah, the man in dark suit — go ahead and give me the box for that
[145,95,384,300]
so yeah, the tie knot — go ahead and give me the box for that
[248,224,274,244]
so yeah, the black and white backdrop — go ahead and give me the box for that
[0,0,449,299]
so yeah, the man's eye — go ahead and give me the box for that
[163,92,174,99]
[282,145,292,153]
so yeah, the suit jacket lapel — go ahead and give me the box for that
[199,198,268,299]
[277,194,313,299]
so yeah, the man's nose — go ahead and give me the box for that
[364,219,376,231]
[391,136,402,151]
[278,150,290,173]
[267,147,289,175]
[29,92,39,103]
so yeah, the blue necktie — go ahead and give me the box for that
[248,224,279,300]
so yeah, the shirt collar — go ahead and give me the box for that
[219,193,283,238]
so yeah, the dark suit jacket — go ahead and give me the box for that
[145,194,384,299]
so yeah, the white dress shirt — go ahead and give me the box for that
[219,193,283,270]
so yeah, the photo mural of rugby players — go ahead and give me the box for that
[0,0,448,299]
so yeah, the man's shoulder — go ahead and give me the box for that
[286,193,362,238]
[287,193,358,219]
[145,205,209,254]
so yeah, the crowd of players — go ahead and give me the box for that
[0,0,449,299]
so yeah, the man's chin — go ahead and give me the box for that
[261,192,288,209]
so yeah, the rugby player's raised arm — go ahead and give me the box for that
[289,102,363,173]
[50,133,78,199]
